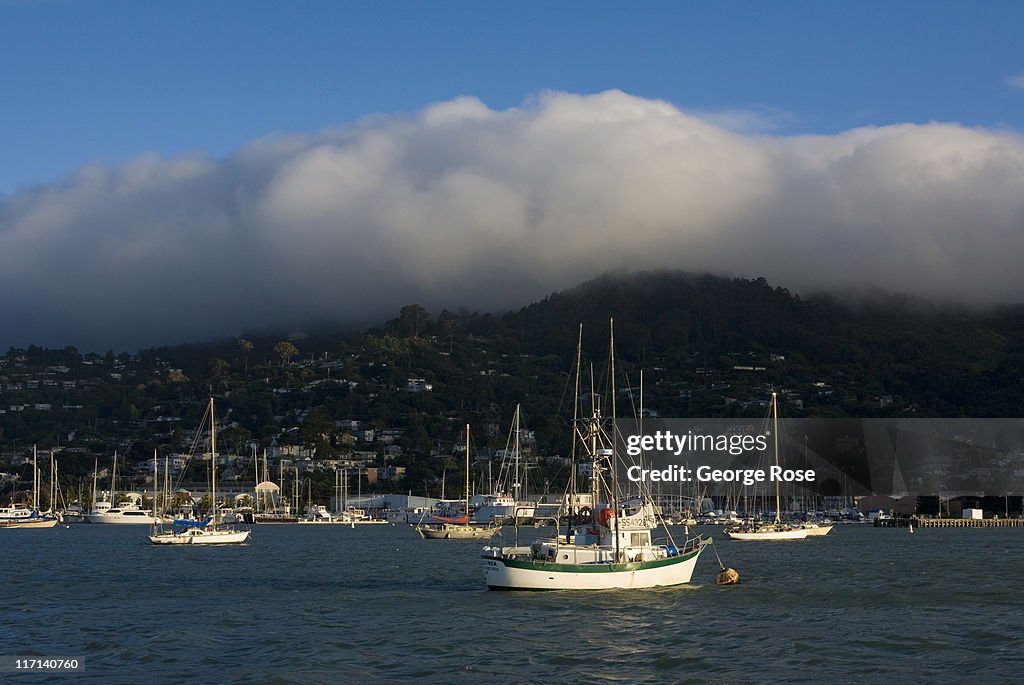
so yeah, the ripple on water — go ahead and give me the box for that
[3,524,1024,682]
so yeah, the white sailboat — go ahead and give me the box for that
[724,391,809,541]
[482,321,709,590]
[800,521,834,536]
[473,404,538,525]
[149,398,251,545]
[419,424,494,540]
[0,447,59,529]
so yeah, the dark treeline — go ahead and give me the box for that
[2,270,1023,501]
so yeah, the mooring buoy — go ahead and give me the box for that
[716,567,741,585]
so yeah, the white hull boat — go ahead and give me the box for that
[725,525,809,541]
[147,398,251,547]
[149,526,251,545]
[483,538,707,590]
[481,322,709,590]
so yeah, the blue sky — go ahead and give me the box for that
[2,1,1024,350]
[3,1,1022,195]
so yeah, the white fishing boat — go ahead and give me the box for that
[149,398,251,546]
[419,424,495,540]
[725,392,809,541]
[482,322,709,590]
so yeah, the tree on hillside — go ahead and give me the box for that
[394,304,430,338]
[238,339,253,377]
[274,341,299,366]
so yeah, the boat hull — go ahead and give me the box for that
[803,524,833,536]
[725,527,809,541]
[482,545,704,590]
[86,513,160,524]
[10,518,60,529]
[148,528,251,545]
[1,517,59,529]
[419,524,493,540]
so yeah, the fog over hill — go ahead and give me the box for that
[2,90,1023,351]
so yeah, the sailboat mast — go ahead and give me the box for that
[91,457,98,513]
[111,450,118,506]
[210,398,217,524]
[565,324,583,544]
[51,450,57,514]
[513,405,521,502]
[772,391,781,524]
[152,449,158,527]
[33,445,38,512]
[465,423,471,528]
[610,319,620,562]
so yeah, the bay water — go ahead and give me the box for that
[1,523,1021,683]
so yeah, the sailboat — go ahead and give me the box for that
[0,447,59,529]
[473,404,538,525]
[418,424,494,540]
[148,398,251,545]
[482,321,710,590]
[724,391,809,541]
[800,520,834,536]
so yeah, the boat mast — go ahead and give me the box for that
[32,445,38,513]
[772,390,781,525]
[610,319,620,562]
[465,423,471,529]
[210,397,217,525]
[164,456,169,520]
[565,324,583,544]
[152,448,158,531]
[51,450,58,514]
[91,457,98,513]
[513,405,521,502]
[111,450,118,506]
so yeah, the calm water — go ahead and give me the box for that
[1,523,1022,684]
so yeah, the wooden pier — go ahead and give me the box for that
[875,516,1024,528]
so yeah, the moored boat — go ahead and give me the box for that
[482,321,709,590]
[148,398,251,546]
[419,424,495,540]
[724,391,811,542]
[86,500,160,525]
[0,448,60,529]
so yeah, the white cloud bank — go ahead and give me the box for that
[2,90,1023,350]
